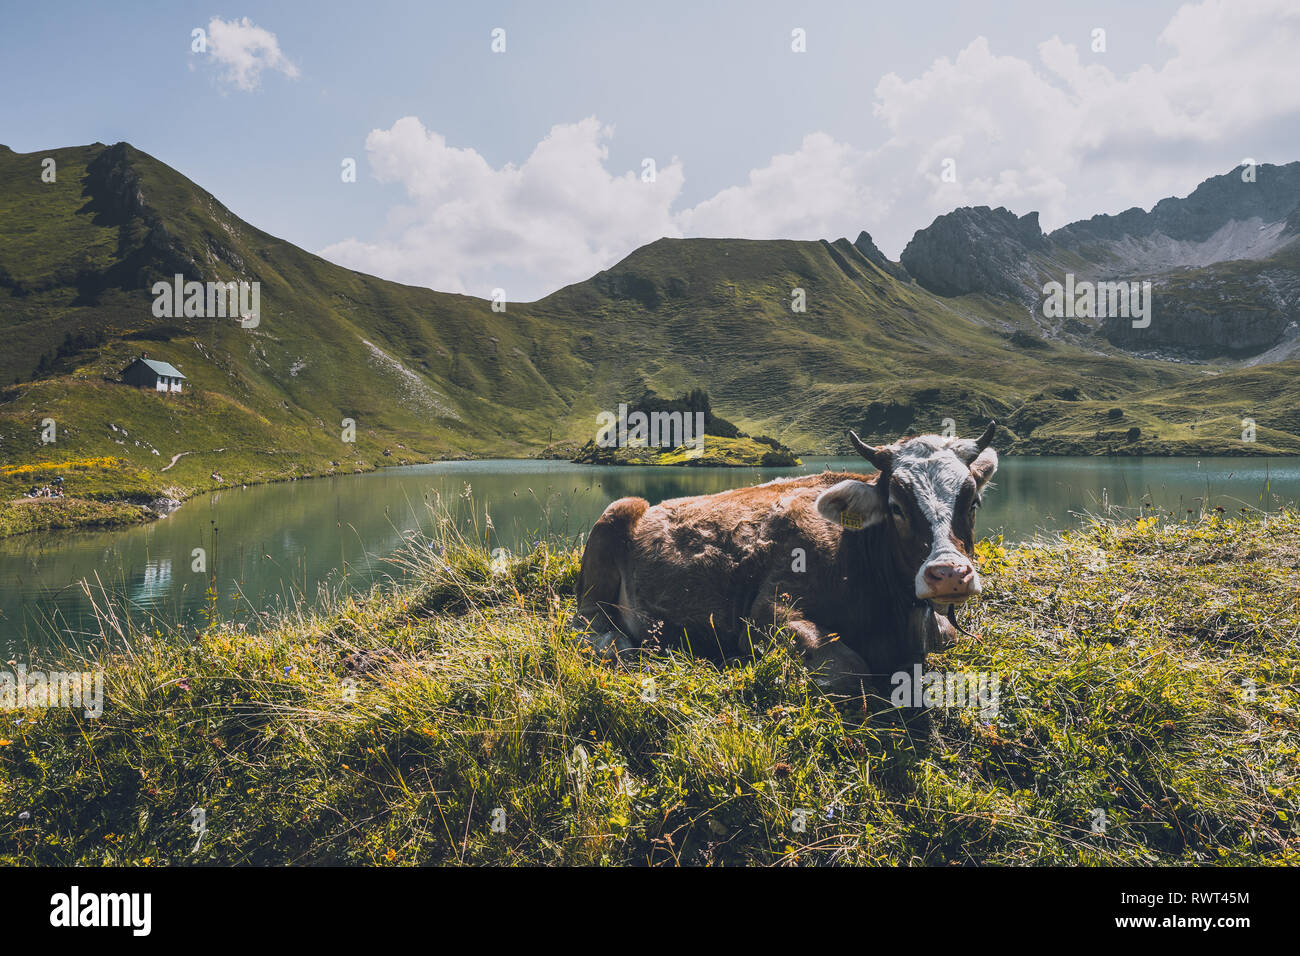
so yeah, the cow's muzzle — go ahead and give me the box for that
[918,560,979,602]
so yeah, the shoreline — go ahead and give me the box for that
[4,447,1299,541]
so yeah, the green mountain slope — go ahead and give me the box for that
[2,142,1298,525]
[529,235,1238,454]
[0,142,597,499]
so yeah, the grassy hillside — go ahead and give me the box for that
[2,142,1298,536]
[0,143,592,461]
[1000,362,1300,455]
[2,509,1296,865]
[530,236,1206,452]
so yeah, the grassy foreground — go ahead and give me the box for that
[2,510,1298,865]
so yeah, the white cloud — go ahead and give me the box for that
[203,17,299,92]
[321,116,684,300]
[321,0,1300,299]
[859,0,1300,252]
[676,133,886,241]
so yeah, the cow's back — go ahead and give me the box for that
[613,472,873,654]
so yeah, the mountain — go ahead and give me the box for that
[0,142,598,497]
[901,163,1300,361]
[900,207,1050,299]
[2,142,1299,516]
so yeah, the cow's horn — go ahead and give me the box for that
[975,419,998,452]
[848,430,892,471]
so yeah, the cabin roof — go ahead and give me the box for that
[127,357,186,380]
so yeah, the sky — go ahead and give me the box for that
[3,0,1300,301]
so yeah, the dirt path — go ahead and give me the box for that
[160,451,191,472]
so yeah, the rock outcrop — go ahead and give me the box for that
[1104,267,1300,357]
[852,231,910,282]
[899,206,1048,301]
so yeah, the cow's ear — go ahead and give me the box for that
[970,447,998,491]
[950,421,997,462]
[815,479,886,530]
[947,438,983,463]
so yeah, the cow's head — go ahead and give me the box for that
[814,422,999,605]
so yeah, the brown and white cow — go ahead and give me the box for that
[573,422,999,693]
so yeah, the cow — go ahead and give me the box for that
[573,422,1000,694]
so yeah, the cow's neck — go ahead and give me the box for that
[855,522,918,657]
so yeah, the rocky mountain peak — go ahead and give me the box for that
[852,230,910,281]
[899,206,1047,299]
[1052,161,1300,249]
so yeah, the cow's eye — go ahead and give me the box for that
[889,503,905,519]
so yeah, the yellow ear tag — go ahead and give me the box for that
[840,510,863,530]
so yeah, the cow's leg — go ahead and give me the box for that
[753,598,868,695]
[573,497,648,661]
[584,629,636,661]
[800,628,871,696]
